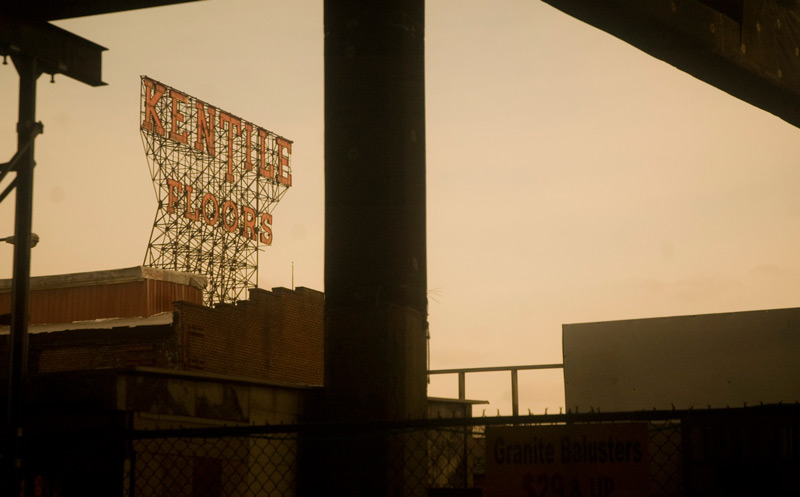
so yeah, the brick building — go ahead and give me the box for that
[0,266,477,496]
[0,267,326,495]
[0,266,328,436]
[1,266,324,388]
[173,286,324,386]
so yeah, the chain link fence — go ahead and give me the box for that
[128,433,298,497]
[8,405,799,496]
[121,413,684,497]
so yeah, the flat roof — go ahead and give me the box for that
[0,311,175,335]
[0,266,207,292]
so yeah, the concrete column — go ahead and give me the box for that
[320,0,427,495]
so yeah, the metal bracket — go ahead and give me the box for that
[0,121,42,204]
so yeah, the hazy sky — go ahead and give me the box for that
[2,0,800,414]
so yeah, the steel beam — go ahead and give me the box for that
[0,15,105,87]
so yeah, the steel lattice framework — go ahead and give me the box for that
[140,76,292,305]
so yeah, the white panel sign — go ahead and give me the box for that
[563,308,800,412]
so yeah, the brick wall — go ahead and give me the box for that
[1,286,324,386]
[174,287,324,386]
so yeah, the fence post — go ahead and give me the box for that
[511,369,519,417]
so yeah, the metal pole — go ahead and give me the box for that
[511,369,519,417]
[6,53,40,497]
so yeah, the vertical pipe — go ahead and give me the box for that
[7,53,40,497]
[458,371,466,401]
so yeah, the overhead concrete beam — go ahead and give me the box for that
[543,0,800,128]
[0,0,201,21]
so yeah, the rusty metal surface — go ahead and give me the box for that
[0,271,203,325]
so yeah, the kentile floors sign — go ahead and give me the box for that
[140,76,293,304]
[485,424,649,497]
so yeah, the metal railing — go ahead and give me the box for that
[428,364,564,416]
